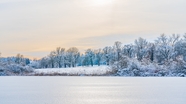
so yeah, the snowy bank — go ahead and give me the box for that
[33,66,114,76]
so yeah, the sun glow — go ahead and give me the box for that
[87,0,113,6]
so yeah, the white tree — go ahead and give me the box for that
[155,34,180,63]
[85,49,94,66]
[67,47,80,67]
[169,34,180,46]
[55,47,65,68]
[135,37,148,61]
[122,44,135,58]
[48,51,56,68]
[102,46,112,65]
[15,53,24,64]
[94,49,102,66]
[39,57,49,68]
[113,41,122,61]
[145,43,155,62]
[175,40,186,61]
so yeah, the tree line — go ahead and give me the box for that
[1,34,186,76]
[36,34,186,70]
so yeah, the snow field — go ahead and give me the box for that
[34,66,112,76]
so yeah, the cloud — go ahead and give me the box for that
[67,34,152,49]
[0,0,186,58]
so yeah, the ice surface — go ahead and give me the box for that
[0,77,185,104]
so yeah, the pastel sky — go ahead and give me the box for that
[0,0,186,59]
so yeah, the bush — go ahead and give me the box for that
[113,56,186,77]
[0,62,34,76]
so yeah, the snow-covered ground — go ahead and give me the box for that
[34,66,113,76]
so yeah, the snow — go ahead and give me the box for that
[34,66,112,76]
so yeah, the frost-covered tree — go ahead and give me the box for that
[175,40,186,61]
[146,43,155,62]
[0,52,1,62]
[134,37,148,61]
[81,54,89,66]
[25,58,30,65]
[169,34,180,46]
[122,44,135,58]
[94,49,102,66]
[102,46,112,65]
[113,41,122,61]
[154,34,180,63]
[67,47,80,67]
[48,51,56,68]
[155,34,169,45]
[40,57,49,68]
[15,54,24,64]
[55,47,65,68]
[155,45,172,63]
[85,49,94,66]
[32,34,186,77]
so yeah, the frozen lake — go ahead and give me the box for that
[0,77,185,104]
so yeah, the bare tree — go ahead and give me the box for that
[48,51,56,68]
[94,49,102,66]
[155,34,168,45]
[15,53,24,64]
[147,43,155,62]
[40,57,49,68]
[55,47,65,68]
[122,44,135,58]
[114,41,122,61]
[103,46,112,65]
[67,47,80,67]
[169,34,180,46]
[135,37,148,61]
[85,49,94,66]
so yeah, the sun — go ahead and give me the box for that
[87,0,113,6]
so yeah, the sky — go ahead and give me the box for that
[0,0,186,59]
